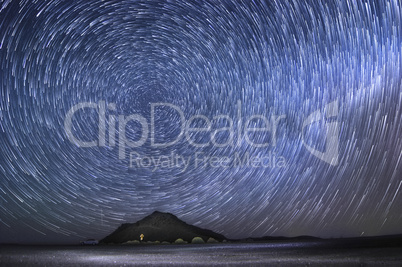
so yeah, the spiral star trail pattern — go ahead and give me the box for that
[0,0,402,244]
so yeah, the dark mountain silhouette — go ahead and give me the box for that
[101,211,226,244]
[100,211,402,247]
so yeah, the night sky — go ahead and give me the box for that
[1,0,401,244]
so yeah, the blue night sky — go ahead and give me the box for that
[1,0,401,244]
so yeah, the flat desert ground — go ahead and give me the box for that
[1,240,402,266]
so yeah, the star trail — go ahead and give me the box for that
[1,0,402,244]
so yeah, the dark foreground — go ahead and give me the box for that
[2,241,402,266]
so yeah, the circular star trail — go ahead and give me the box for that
[0,0,401,243]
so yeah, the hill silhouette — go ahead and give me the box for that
[101,211,226,244]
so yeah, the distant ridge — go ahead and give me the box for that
[101,211,226,244]
[232,234,402,249]
[235,235,322,242]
